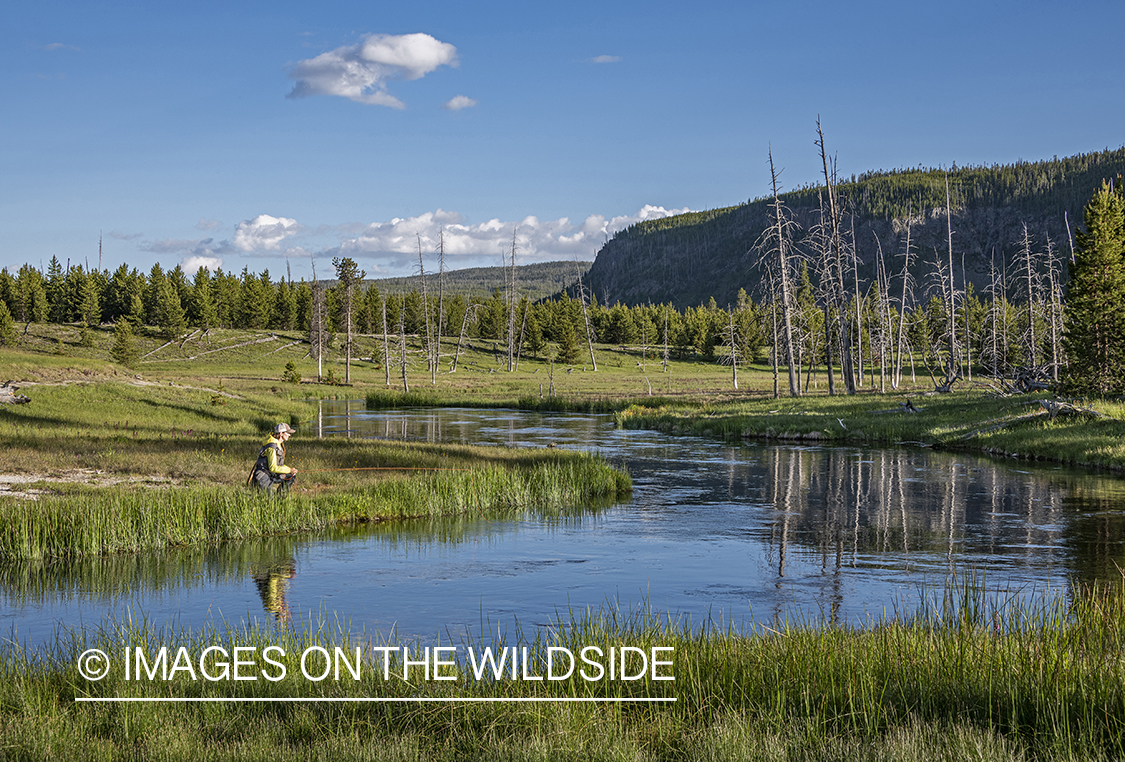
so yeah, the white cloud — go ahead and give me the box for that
[287,32,458,108]
[182,256,223,276]
[195,218,223,231]
[44,42,80,52]
[590,55,621,64]
[233,215,300,251]
[106,230,142,241]
[442,94,477,111]
[330,205,692,271]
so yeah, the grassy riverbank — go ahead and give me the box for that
[613,391,1125,473]
[0,356,630,560]
[2,582,1122,761]
[0,451,630,560]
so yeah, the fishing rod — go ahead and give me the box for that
[292,466,475,473]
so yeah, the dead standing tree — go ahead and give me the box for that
[436,229,446,382]
[506,228,518,372]
[1015,222,1041,369]
[309,258,329,383]
[574,258,598,371]
[762,147,801,397]
[941,175,961,387]
[416,235,435,383]
[815,118,856,395]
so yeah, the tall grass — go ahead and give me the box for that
[0,453,631,561]
[1,581,1123,760]
[364,388,680,414]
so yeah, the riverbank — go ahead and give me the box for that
[0,380,630,560]
[612,391,1125,474]
[3,583,1122,761]
[365,385,1125,476]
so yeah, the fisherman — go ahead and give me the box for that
[248,422,299,495]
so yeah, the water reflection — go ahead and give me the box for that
[2,403,1125,645]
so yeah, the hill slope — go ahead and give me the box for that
[366,260,590,301]
[584,148,1125,309]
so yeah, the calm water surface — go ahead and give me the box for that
[4,401,1125,646]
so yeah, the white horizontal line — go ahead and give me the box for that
[76,696,676,704]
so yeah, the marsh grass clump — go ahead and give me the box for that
[0,451,631,561]
[2,582,1124,760]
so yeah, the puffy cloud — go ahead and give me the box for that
[330,205,692,271]
[181,256,223,275]
[287,32,458,108]
[195,218,223,231]
[589,55,621,64]
[233,215,300,251]
[442,95,477,111]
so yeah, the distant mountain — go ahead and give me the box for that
[584,148,1125,309]
[365,260,591,301]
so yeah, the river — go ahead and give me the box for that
[3,401,1124,646]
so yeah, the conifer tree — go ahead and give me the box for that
[1062,180,1125,394]
[0,300,17,347]
[110,317,139,367]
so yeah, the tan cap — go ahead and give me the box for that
[273,423,295,434]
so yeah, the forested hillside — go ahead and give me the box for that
[585,148,1125,309]
[367,260,590,301]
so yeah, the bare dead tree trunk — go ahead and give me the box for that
[988,249,1001,377]
[873,232,888,393]
[1022,222,1040,369]
[515,300,528,371]
[1064,211,1076,265]
[851,215,863,388]
[436,228,446,382]
[771,299,779,399]
[768,148,799,397]
[310,257,325,383]
[1045,231,1061,382]
[944,176,959,382]
[451,304,476,373]
[962,250,971,382]
[816,118,855,394]
[662,307,669,374]
[894,213,914,389]
[728,306,739,390]
[417,235,434,383]
[507,228,517,372]
[381,294,391,386]
[399,309,409,393]
[575,258,598,371]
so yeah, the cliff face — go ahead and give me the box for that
[584,150,1125,309]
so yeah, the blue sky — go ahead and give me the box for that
[3,0,1124,280]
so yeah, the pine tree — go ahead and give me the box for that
[110,317,139,367]
[156,280,187,341]
[554,319,581,364]
[0,300,17,346]
[1062,180,1125,394]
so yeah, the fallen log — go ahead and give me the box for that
[1039,399,1105,420]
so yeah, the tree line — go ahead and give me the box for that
[0,168,1121,397]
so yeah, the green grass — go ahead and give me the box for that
[2,581,1123,760]
[0,450,630,560]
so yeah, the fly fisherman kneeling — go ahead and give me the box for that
[249,423,299,495]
